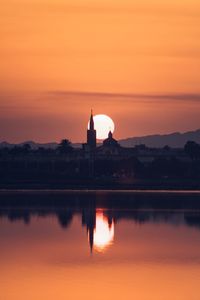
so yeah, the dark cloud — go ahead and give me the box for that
[47,90,200,102]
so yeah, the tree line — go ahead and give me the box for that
[0,139,200,158]
[0,139,73,156]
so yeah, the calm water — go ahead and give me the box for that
[1,191,200,300]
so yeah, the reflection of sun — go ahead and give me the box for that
[94,211,114,252]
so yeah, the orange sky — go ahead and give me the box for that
[1,0,200,142]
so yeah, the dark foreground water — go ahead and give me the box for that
[1,191,200,300]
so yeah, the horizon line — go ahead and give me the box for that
[1,127,200,145]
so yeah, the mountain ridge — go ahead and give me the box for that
[119,129,200,148]
[0,129,200,149]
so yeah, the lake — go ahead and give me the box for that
[1,191,200,300]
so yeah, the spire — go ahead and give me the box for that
[89,109,94,130]
[87,109,96,149]
[108,130,113,139]
[88,227,94,253]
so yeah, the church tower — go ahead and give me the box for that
[87,110,96,149]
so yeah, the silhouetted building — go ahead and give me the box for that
[87,110,96,149]
[103,131,119,147]
[82,112,130,159]
[96,131,125,158]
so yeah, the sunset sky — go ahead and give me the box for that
[1,0,200,142]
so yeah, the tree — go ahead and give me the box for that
[22,143,31,154]
[58,139,73,154]
[163,145,171,151]
[184,141,200,160]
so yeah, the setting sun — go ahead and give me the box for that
[88,114,115,140]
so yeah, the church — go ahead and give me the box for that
[83,111,125,159]
[82,111,183,163]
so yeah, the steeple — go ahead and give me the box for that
[87,109,96,149]
[108,130,113,139]
[89,109,94,130]
[88,226,94,253]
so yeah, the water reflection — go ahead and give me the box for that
[93,211,114,252]
[82,209,115,252]
[1,193,200,300]
[1,205,200,253]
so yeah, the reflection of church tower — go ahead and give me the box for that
[82,209,115,253]
[88,223,94,253]
[82,208,96,253]
[87,110,96,149]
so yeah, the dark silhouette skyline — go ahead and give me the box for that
[0,111,200,189]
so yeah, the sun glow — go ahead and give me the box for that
[88,114,115,140]
[94,211,114,252]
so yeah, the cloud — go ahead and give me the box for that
[47,91,200,102]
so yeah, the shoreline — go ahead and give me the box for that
[1,189,200,194]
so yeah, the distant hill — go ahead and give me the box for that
[1,129,200,149]
[119,129,200,148]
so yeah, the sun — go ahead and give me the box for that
[88,114,115,140]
